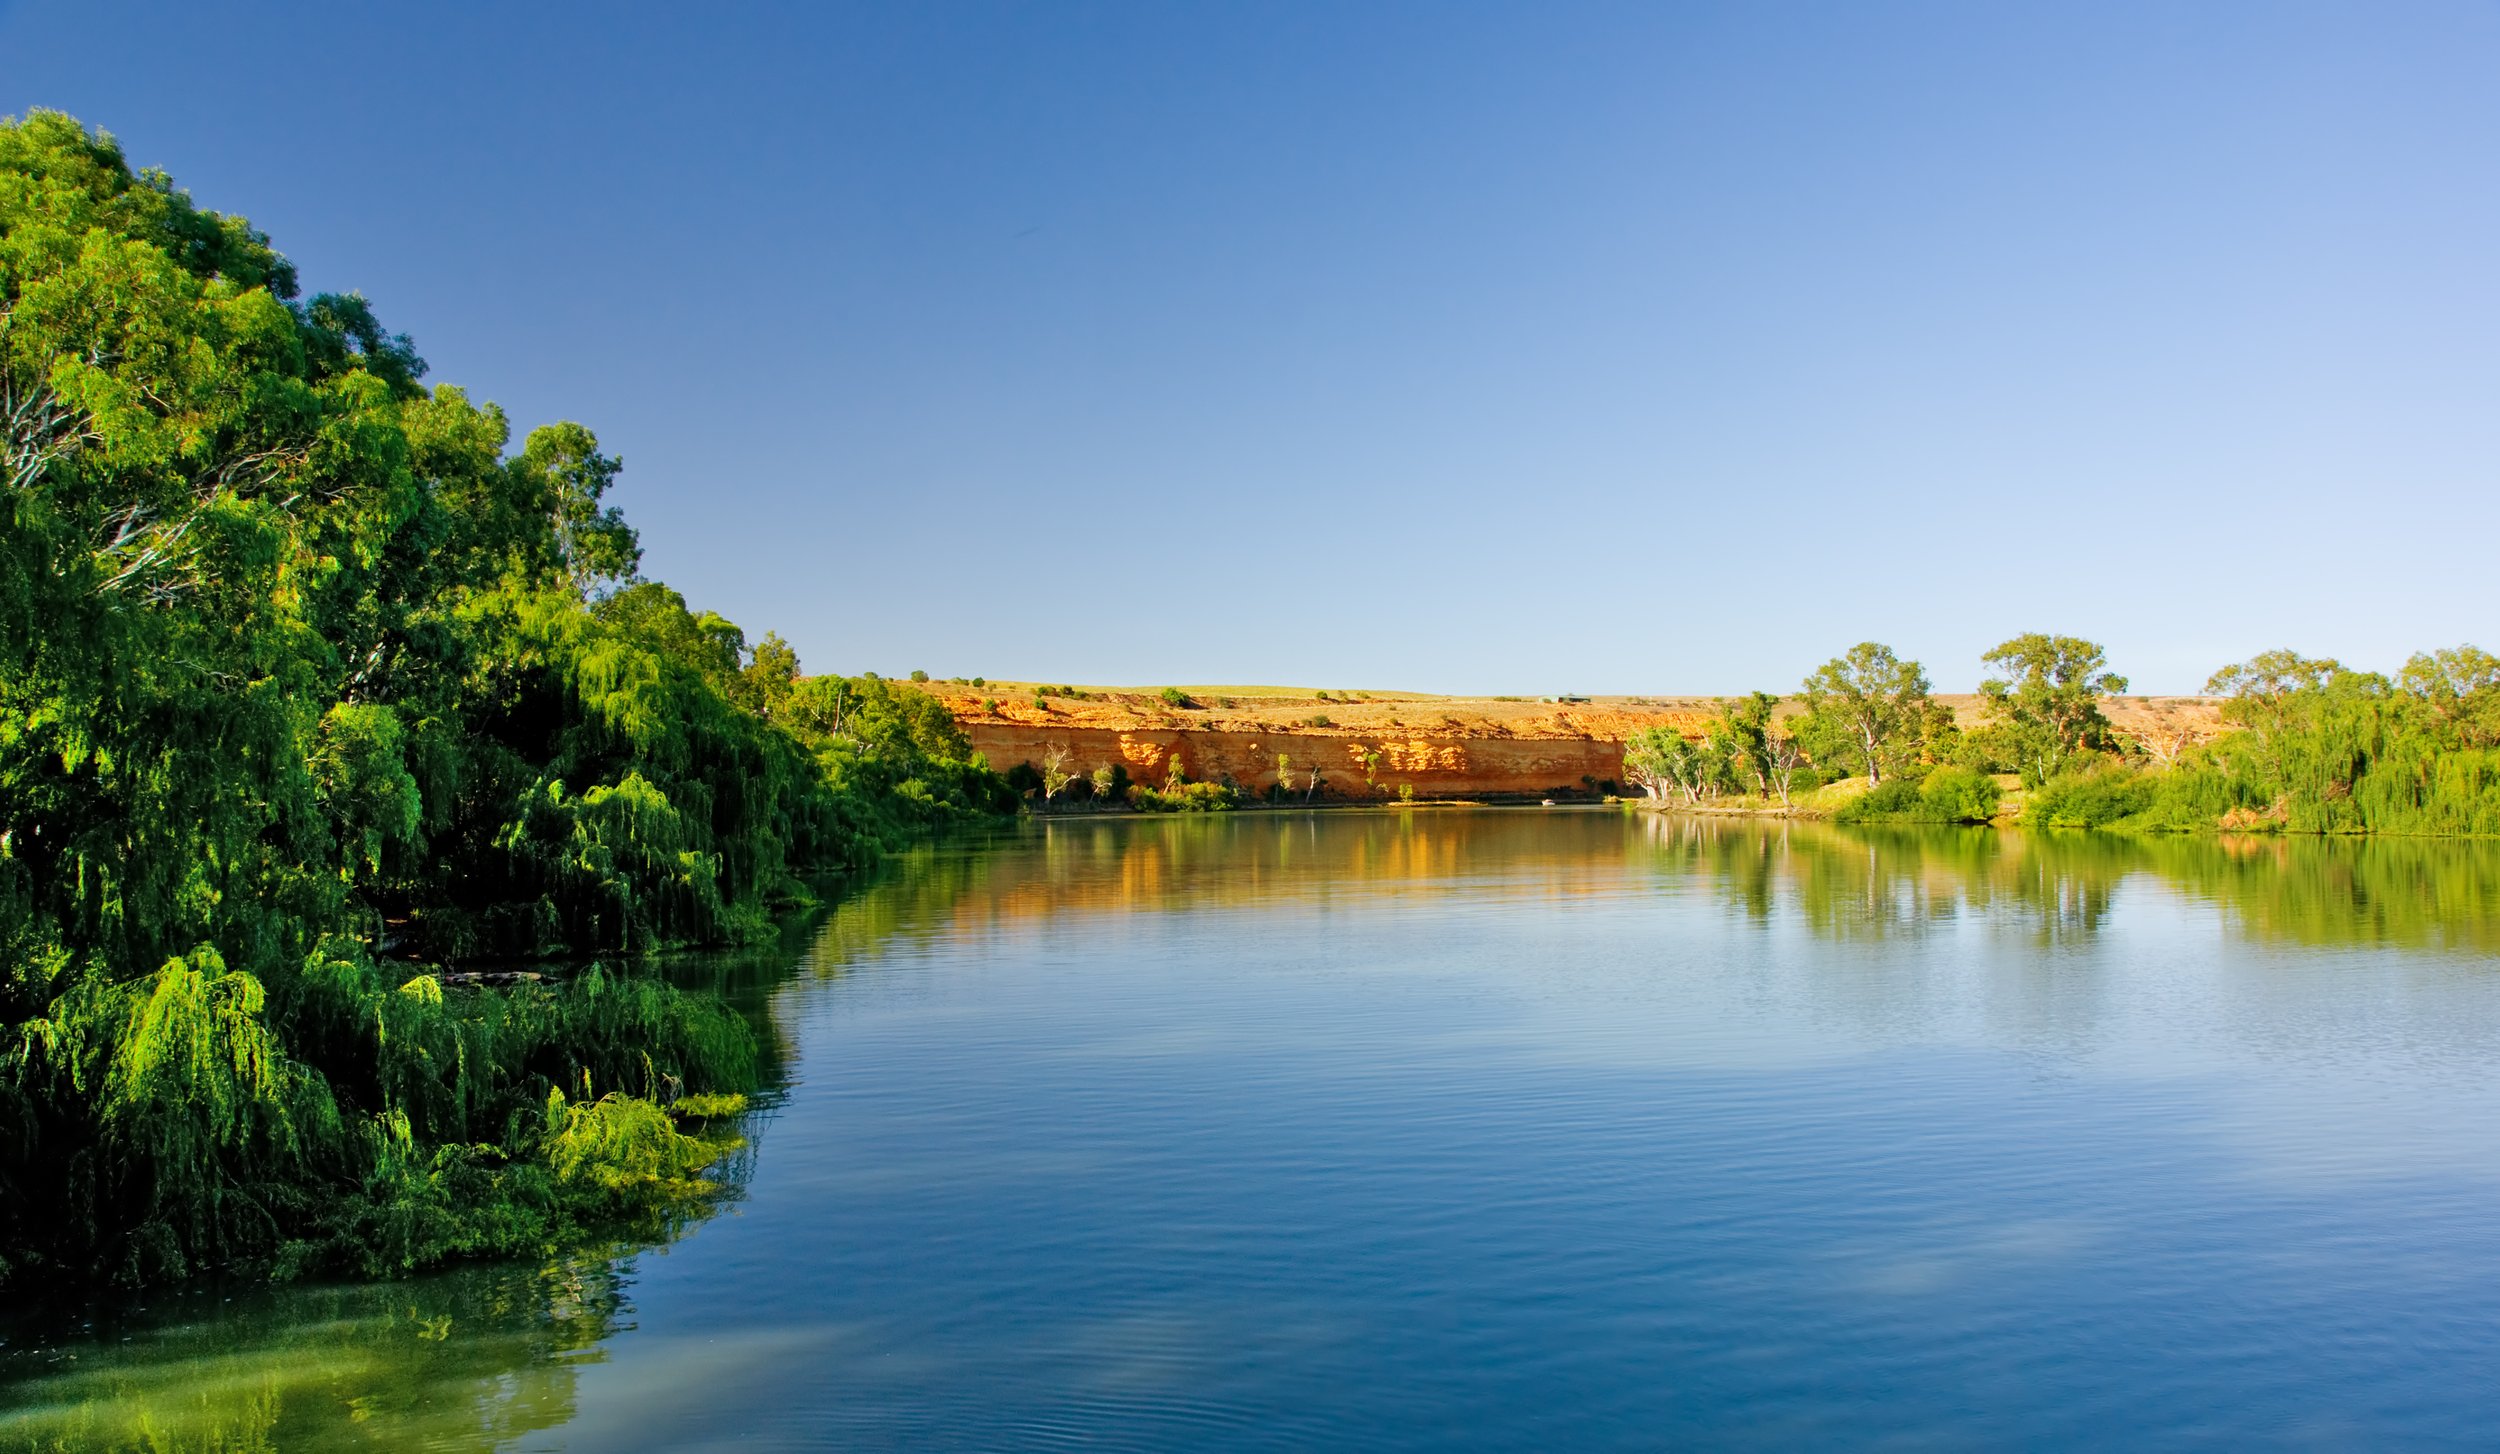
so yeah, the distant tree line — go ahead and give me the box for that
[1626,633,2500,834]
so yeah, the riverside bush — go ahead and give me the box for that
[1834,766,2001,824]
[2024,762,2160,828]
[1128,782,1238,812]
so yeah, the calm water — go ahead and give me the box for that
[9,811,2500,1451]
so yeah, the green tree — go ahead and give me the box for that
[1799,643,1932,785]
[1040,744,1076,803]
[1623,726,1727,806]
[740,630,801,719]
[1707,693,1779,796]
[0,111,1010,1290]
[1978,633,2128,786]
[2399,645,2500,749]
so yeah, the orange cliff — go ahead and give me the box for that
[908,683,2226,802]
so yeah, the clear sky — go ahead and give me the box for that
[5,1,2494,693]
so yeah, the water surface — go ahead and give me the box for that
[9,811,2500,1449]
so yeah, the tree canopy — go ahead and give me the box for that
[1979,632,2129,786]
[1797,642,1934,785]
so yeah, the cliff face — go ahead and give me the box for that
[961,722,1635,800]
[930,682,2224,804]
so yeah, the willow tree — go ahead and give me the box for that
[0,111,1005,1288]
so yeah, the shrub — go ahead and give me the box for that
[1833,766,2001,824]
[1833,775,1925,822]
[1159,687,1194,708]
[2025,762,2159,829]
[1127,781,1237,812]
[1918,766,2003,822]
[909,670,929,682]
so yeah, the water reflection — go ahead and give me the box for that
[0,1257,630,1451]
[802,810,2500,959]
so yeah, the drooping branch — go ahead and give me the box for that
[1,354,101,498]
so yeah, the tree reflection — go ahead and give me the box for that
[1628,812,2499,954]
[0,1255,634,1451]
[1632,816,2122,947]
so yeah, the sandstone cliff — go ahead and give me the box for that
[916,683,2223,803]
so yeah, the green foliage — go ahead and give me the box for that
[2154,647,2500,835]
[2399,646,2500,749]
[1159,686,1194,708]
[1623,725,1733,806]
[0,112,1006,1290]
[1127,781,1238,812]
[1837,766,2002,824]
[1979,632,2129,786]
[1707,693,1775,794]
[1918,766,2004,823]
[1959,643,2500,838]
[1799,643,1933,785]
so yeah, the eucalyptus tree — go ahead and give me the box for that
[1622,726,1677,803]
[1799,643,1933,785]
[1978,633,2129,785]
[1040,744,1077,802]
[2399,645,2500,749]
[1624,726,1727,806]
[1707,692,1781,797]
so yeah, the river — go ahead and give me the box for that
[8,809,2500,1450]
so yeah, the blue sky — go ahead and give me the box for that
[5,2,2494,693]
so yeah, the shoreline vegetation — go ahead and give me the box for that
[1642,636,2500,838]
[0,113,1013,1293]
